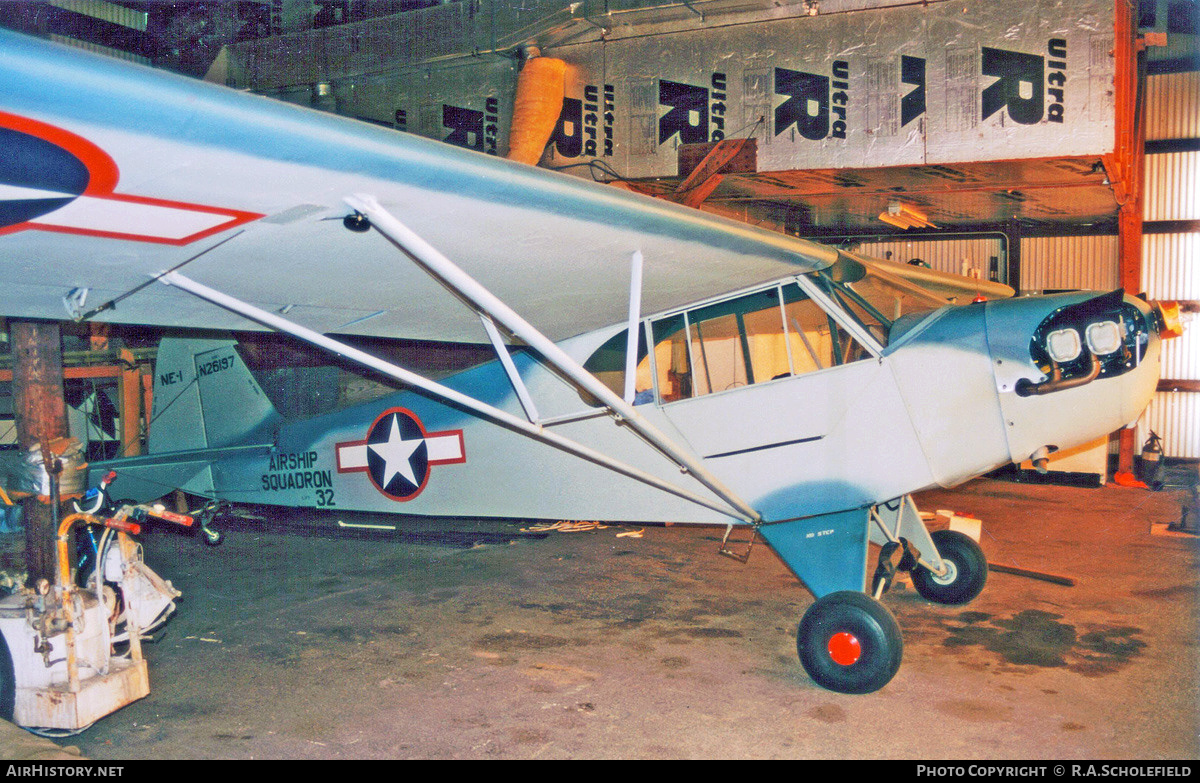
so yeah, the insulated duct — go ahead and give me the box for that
[506,54,566,166]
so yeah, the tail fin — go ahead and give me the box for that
[148,337,281,454]
[90,338,280,503]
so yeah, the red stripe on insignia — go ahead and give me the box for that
[0,111,263,244]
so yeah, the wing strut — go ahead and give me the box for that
[158,271,758,524]
[343,193,762,525]
[623,250,644,404]
[478,313,539,423]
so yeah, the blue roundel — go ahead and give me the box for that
[0,127,89,229]
[366,410,429,499]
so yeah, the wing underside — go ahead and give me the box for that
[0,31,838,344]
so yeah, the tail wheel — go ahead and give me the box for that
[911,529,988,605]
[797,591,903,694]
[194,501,227,546]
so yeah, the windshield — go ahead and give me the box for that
[808,258,945,348]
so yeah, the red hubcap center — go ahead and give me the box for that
[828,632,862,666]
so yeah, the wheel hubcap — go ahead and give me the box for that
[827,631,862,666]
[932,558,959,586]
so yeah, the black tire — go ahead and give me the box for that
[797,591,904,694]
[911,529,988,605]
[0,631,14,722]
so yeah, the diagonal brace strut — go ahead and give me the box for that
[159,271,755,522]
[342,194,761,524]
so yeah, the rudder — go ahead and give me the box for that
[148,337,280,453]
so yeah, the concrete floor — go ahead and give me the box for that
[2,476,1197,759]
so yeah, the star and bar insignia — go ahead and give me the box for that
[336,407,465,501]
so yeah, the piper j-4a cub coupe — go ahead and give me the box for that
[0,31,1172,693]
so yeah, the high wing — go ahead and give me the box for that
[0,30,837,343]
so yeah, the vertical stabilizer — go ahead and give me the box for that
[148,338,280,453]
[89,338,280,503]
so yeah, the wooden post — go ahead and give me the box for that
[10,321,69,586]
[119,349,142,457]
[1105,0,1147,480]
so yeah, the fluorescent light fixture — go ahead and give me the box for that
[878,201,936,230]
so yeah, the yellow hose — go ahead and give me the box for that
[506,57,566,166]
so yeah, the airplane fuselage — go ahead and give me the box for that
[122,274,1162,547]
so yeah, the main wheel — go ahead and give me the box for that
[797,591,903,694]
[911,529,988,605]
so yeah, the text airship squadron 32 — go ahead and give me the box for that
[0,30,1172,693]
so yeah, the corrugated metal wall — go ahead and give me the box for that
[1139,69,1200,459]
[1019,235,1119,293]
[851,236,1006,282]
[1144,151,1200,222]
[1146,70,1200,140]
[49,0,147,31]
[1142,390,1200,459]
[1143,233,1200,301]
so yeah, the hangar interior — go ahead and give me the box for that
[0,0,1196,760]
[3,0,1197,465]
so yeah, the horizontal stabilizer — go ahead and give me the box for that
[90,445,274,504]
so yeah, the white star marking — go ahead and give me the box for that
[0,184,75,201]
[368,414,423,489]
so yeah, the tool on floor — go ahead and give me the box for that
[0,468,191,735]
[986,562,1076,587]
[922,509,1076,587]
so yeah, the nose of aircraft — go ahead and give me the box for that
[984,289,1166,469]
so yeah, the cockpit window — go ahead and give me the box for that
[582,280,889,408]
[582,326,650,404]
[810,272,892,348]
[649,283,875,404]
[783,282,873,371]
[685,288,785,395]
[652,313,690,402]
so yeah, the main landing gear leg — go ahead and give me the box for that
[870,496,988,606]
[758,508,904,694]
[758,497,988,695]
